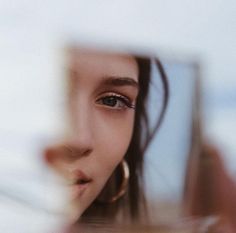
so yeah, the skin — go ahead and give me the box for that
[45,48,139,218]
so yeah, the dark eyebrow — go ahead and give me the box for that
[101,76,139,89]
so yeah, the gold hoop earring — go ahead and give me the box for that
[96,159,130,204]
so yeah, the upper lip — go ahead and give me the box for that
[72,170,92,185]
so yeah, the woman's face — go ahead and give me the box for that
[46,48,139,218]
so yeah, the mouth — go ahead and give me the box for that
[70,170,92,198]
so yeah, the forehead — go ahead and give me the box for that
[68,48,139,82]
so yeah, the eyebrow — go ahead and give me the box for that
[101,76,139,89]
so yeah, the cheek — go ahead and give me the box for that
[94,110,135,174]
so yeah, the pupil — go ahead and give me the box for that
[103,97,117,106]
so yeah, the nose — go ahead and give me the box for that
[65,134,93,160]
[66,100,94,160]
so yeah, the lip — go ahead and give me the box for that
[71,170,92,198]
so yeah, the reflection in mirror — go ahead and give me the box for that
[42,45,214,232]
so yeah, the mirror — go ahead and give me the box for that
[58,45,203,232]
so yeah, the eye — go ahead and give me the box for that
[96,93,135,110]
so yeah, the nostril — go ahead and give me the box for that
[64,145,92,159]
[83,149,92,157]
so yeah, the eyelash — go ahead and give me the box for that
[96,93,136,110]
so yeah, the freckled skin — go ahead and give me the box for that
[45,48,139,218]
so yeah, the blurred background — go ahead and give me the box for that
[0,0,235,232]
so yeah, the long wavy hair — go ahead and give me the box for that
[79,56,169,223]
